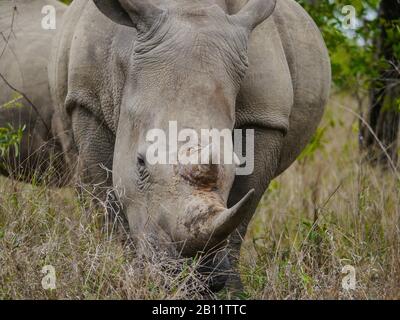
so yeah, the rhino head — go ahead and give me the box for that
[93,0,276,257]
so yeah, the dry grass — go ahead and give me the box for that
[240,94,400,299]
[0,183,210,299]
[0,95,399,299]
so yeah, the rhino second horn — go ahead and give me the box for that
[200,143,213,164]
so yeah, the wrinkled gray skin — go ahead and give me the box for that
[0,0,330,291]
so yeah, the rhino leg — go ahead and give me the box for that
[69,107,116,201]
[0,103,63,185]
[226,128,284,292]
[68,107,128,229]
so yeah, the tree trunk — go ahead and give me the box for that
[361,0,400,167]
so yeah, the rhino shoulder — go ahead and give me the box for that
[231,0,331,176]
[274,0,331,175]
[49,0,135,135]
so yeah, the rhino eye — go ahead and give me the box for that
[137,155,149,177]
[137,155,146,168]
[136,155,150,190]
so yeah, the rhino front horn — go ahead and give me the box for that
[211,189,255,238]
[179,189,255,255]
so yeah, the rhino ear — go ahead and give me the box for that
[93,0,163,32]
[231,0,277,31]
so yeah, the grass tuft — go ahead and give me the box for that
[0,95,399,299]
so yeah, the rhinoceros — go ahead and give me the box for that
[0,0,330,291]
[0,0,66,181]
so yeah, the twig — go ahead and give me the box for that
[335,102,400,180]
[0,72,50,132]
